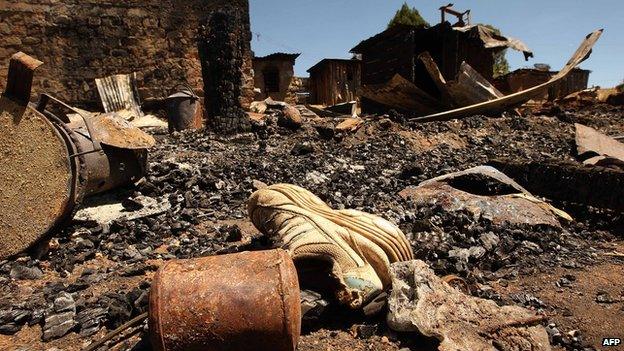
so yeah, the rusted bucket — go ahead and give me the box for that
[35,94,153,197]
[165,85,203,133]
[149,249,301,351]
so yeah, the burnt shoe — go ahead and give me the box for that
[248,184,414,308]
[248,185,383,308]
[252,184,414,286]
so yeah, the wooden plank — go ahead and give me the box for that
[417,52,454,108]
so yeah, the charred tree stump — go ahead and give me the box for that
[198,7,251,134]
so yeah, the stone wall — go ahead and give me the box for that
[0,0,253,110]
[288,76,309,104]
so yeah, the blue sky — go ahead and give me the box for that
[250,0,623,87]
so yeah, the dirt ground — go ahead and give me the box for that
[495,244,624,351]
[2,231,622,351]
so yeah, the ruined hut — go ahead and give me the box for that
[350,22,532,112]
[252,53,300,104]
[307,59,361,106]
[0,0,254,123]
[495,68,591,101]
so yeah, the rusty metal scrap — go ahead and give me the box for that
[0,54,79,260]
[149,249,301,351]
[453,24,533,60]
[399,166,570,227]
[411,29,603,122]
[446,61,505,106]
[73,112,156,149]
[418,53,504,107]
[0,95,75,260]
[37,94,152,196]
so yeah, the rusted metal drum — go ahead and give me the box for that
[0,97,77,260]
[36,95,153,198]
[165,86,203,133]
[149,249,301,351]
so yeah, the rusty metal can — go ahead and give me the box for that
[149,249,301,351]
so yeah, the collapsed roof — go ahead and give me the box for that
[351,23,533,60]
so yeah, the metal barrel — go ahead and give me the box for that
[37,97,150,198]
[165,87,203,133]
[149,249,302,351]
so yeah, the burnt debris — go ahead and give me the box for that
[0,3,623,351]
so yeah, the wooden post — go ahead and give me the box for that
[4,52,43,104]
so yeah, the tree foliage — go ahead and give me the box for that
[482,24,510,77]
[388,2,430,29]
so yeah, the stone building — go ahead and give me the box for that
[0,0,254,113]
[252,53,299,104]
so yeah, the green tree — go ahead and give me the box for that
[388,2,430,29]
[482,24,510,77]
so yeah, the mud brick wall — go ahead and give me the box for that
[0,0,253,110]
[253,57,297,104]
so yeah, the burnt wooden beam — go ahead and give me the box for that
[197,6,251,134]
[418,52,454,108]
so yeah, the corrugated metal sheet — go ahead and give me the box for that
[95,72,143,118]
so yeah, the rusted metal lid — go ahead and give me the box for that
[0,97,74,259]
[68,112,156,149]
[166,89,198,100]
